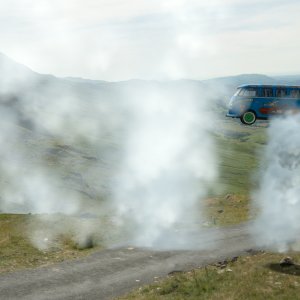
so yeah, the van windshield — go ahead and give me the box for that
[234,88,242,96]
[237,88,257,97]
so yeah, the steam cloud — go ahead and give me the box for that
[0,54,126,249]
[0,56,219,250]
[0,1,217,248]
[0,0,221,251]
[111,85,218,249]
[252,115,300,252]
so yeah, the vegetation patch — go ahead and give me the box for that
[0,214,100,274]
[216,121,265,196]
[204,194,251,226]
[203,120,267,225]
[121,252,300,300]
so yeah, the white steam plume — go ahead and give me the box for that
[252,115,300,252]
[107,0,220,249]
[0,52,220,251]
[0,55,126,249]
[0,0,223,251]
[111,85,218,249]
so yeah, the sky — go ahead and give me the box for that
[0,0,300,81]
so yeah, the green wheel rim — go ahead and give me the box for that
[243,112,255,124]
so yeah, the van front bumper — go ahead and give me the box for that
[226,112,240,118]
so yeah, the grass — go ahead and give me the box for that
[0,214,99,273]
[199,119,267,226]
[204,194,251,226]
[215,119,266,196]
[121,251,300,300]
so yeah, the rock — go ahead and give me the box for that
[231,256,239,263]
[280,257,295,267]
[74,235,95,250]
[246,249,263,255]
[168,270,183,276]
[225,194,234,201]
[215,260,228,269]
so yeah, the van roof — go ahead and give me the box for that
[238,84,300,89]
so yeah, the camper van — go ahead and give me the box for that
[226,84,300,125]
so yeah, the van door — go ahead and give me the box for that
[276,88,296,113]
[255,87,276,118]
[286,88,300,113]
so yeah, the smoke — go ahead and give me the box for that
[251,114,300,252]
[0,54,127,249]
[110,84,218,249]
[0,0,222,251]
[0,57,219,250]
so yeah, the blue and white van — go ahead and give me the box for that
[226,84,300,125]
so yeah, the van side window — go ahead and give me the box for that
[239,88,257,97]
[290,89,300,98]
[276,88,287,98]
[262,88,273,97]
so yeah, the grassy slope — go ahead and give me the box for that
[204,119,266,226]
[0,118,266,272]
[0,214,98,273]
[216,119,266,195]
[121,252,300,300]
[0,125,104,273]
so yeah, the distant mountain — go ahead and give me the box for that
[272,75,300,85]
[0,52,35,76]
[204,74,276,86]
[0,51,299,124]
[0,52,38,93]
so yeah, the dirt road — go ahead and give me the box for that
[0,223,254,300]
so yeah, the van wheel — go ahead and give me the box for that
[240,111,256,125]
